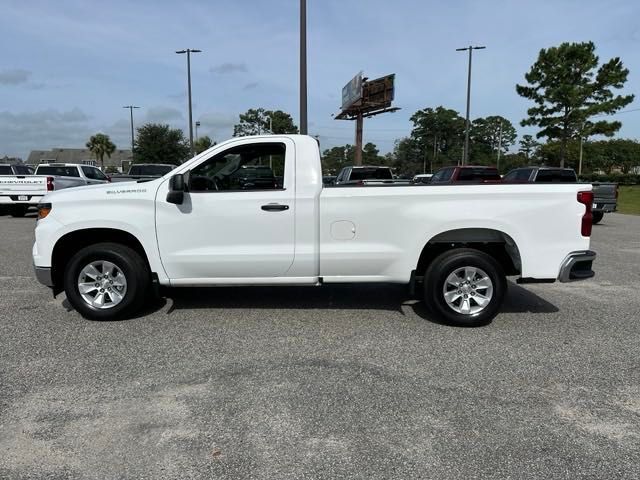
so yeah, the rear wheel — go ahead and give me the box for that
[10,205,27,217]
[592,211,604,224]
[423,248,506,327]
[63,242,149,320]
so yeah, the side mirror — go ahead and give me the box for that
[166,173,185,204]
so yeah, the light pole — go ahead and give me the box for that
[176,48,202,157]
[456,45,486,165]
[123,105,140,159]
[195,121,200,141]
[299,0,308,135]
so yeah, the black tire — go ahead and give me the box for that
[592,211,604,225]
[63,242,150,320]
[10,205,27,217]
[423,248,507,327]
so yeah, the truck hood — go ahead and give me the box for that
[43,178,159,203]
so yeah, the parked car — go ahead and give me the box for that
[34,163,110,186]
[335,165,396,185]
[34,135,596,327]
[110,163,177,183]
[1,163,107,217]
[430,166,502,184]
[0,164,35,175]
[323,175,337,186]
[503,166,617,224]
[412,174,433,184]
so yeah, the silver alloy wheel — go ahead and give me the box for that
[77,260,127,309]
[442,266,493,315]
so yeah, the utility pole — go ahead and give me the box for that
[354,113,363,165]
[176,48,202,157]
[496,119,503,172]
[299,0,308,135]
[432,135,437,173]
[195,121,200,141]
[456,45,486,165]
[122,105,140,159]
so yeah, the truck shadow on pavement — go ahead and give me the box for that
[155,281,558,326]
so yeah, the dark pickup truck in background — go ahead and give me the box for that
[503,166,618,224]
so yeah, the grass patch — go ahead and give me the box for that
[617,185,640,215]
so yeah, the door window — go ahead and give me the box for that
[81,166,108,180]
[189,143,285,192]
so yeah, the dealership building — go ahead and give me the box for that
[26,148,133,172]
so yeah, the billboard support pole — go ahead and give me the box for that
[354,113,363,165]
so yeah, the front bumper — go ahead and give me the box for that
[34,266,54,287]
[558,251,596,282]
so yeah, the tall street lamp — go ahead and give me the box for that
[299,0,308,135]
[123,105,140,159]
[176,48,202,156]
[456,45,486,165]
[195,121,201,141]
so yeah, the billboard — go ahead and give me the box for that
[341,72,363,110]
[361,74,395,110]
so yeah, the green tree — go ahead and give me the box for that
[470,116,517,164]
[233,108,299,136]
[362,142,385,165]
[584,139,640,174]
[194,135,215,154]
[516,41,634,167]
[86,133,116,169]
[134,123,190,165]
[518,134,540,163]
[321,145,354,174]
[409,106,465,170]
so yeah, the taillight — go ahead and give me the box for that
[46,176,54,191]
[577,191,594,237]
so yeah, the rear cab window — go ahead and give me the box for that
[535,169,578,183]
[457,168,501,182]
[36,166,80,177]
[349,167,393,181]
[0,165,12,175]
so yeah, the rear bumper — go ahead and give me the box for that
[34,266,54,287]
[592,201,616,213]
[558,251,596,282]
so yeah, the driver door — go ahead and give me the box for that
[155,138,296,281]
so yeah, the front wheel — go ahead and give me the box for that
[592,211,604,225]
[423,248,507,327]
[63,242,150,320]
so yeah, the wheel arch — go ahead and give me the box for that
[416,228,522,277]
[51,228,152,292]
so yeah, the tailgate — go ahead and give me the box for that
[0,175,47,194]
[592,182,617,202]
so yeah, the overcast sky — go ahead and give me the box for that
[1,0,639,160]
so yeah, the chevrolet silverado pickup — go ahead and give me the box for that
[33,135,596,327]
[1,163,108,216]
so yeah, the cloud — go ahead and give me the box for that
[144,106,184,123]
[210,62,248,74]
[0,108,93,158]
[243,82,259,90]
[0,69,31,85]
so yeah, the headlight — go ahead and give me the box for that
[37,202,52,220]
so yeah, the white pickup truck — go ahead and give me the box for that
[1,163,109,217]
[33,135,596,326]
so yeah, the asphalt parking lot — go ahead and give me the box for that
[1,212,639,480]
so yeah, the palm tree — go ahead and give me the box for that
[86,133,116,169]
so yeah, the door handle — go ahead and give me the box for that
[261,204,289,212]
